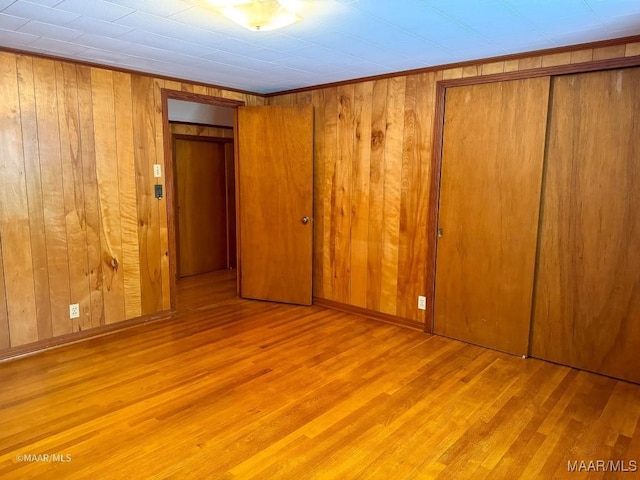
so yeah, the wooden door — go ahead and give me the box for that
[237,104,313,305]
[175,138,228,277]
[531,68,640,383]
[434,77,550,355]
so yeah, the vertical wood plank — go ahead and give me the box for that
[132,75,163,315]
[0,52,38,346]
[332,84,355,303]
[56,62,92,331]
[396,74,418,320]
[91,67,126,325]
[349,81,373,308]
[113,72,142,319]
[409,72,436,322]
[366,79,388,312]
[379,76,406,315]
[321,87,338,300]
[33,58,72,337]
[311,88,325,298]
[0,238,9,349]
[16,55,52,339]
[154,78,171,312]
[396,72,434,322]
[76,65,105,328]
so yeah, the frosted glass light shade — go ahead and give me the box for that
[209,0,302,31]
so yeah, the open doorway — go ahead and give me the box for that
[161,90,244,311]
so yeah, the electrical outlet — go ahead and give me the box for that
[417,296,427,310]
[69,303,80,319]
[153,164,162,178]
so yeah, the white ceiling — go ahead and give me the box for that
[0,0,639,94]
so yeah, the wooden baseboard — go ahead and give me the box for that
[313,297,426,332]
[0,310,174,363]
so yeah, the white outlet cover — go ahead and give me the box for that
[153,164,162,178]
[418,296,427,310]
[69,303,80,319]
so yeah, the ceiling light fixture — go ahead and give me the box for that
[208,0,303,31]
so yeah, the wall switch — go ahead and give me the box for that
[153,164,162,178]
[70,303,80,319]
[418,296,427,310]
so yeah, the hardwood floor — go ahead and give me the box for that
[0,271,639,479]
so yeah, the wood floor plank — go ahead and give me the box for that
[0,272,639,479]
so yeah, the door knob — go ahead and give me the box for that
[437,228,444,238]
[302,216,310,225]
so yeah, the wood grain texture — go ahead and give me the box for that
[434,77,551,356]
[132,75,162,316]
[366,79,389,313]
[0,52,38,347]
[170,123,233,138]
[379,76,406,315]
[349,81,373,308]
[153,79,171,313]
[238,105,314,305]
[0,51,262,356]
[277,75,435,324]
[76,65,105,329]
[91,68,126,326]
[333,84,355,302]
[15,55,52,339]
[0,274,639,478]
[627,42,640,56]
[593,45,627,60]
[0,237,9,349]
[114,72,142,320]
[396,73,435,322]
[266,44,636,330]
[56,62,92,332]
[311,88,326,299]
[531,68,640,383]
[224,142,237,269]
[1,43,637,356]
[320,87,338,303]
[33,58,73,337]
[175,138,228,276]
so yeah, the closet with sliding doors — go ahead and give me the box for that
[431,65,640,384]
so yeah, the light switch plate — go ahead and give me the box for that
[153,164,162,178]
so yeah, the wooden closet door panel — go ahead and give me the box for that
[434,77,550,355]
[176,139,228,277]
[531,68,640,383]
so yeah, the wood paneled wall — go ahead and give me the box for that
[268,40,640,325]
[0,51,263,352]
[0,39,638,352]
